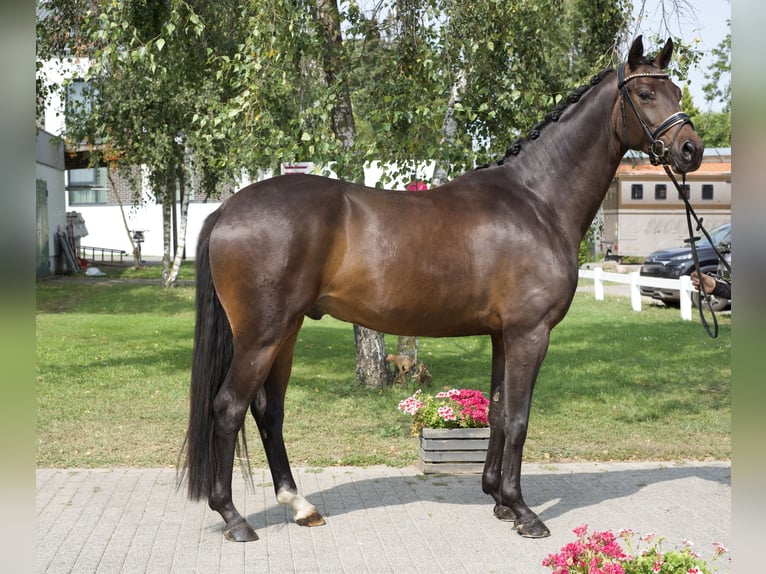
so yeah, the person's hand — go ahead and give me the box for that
[690,271,716,294]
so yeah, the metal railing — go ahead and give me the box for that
[78,245,127,264]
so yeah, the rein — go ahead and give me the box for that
[617,63,731,338]
[662,165,732,338]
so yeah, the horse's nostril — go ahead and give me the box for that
[682,140,696,159]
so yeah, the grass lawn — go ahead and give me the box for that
[36,277,730,468]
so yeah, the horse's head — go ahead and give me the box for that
[617,36,704,174]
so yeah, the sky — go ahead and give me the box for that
[631,0,731,112]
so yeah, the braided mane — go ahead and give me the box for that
[481,67,616,168]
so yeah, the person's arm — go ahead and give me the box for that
[711,279,731,300]
[691,271,730,299]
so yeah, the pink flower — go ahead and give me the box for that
[451,389,490,425]
[437,406,456,421]
[712,542,728,555]
[397,396,423,415]
[543,526,723,574]
[573,524,589,538]
[398,388,490,431]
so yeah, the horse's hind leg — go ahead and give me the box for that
[250,330,325,527]
[209,345,283,542]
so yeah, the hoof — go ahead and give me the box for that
[223,519,259,542]
[296,510,326,527]
[493,505,516,523]
[516,518,550,539]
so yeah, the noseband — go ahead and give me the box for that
[617,63,692,166]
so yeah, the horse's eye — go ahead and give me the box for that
[638,91,653,101]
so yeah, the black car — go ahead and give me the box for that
[640,223,731,310]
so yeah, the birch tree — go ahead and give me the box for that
[39,0,246,286]
[314,0,392,387]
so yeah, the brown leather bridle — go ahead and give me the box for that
[617,63,693,166]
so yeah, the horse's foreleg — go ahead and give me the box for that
[482,335,515,521]
[494,326,552,538]
[250,332,325,528]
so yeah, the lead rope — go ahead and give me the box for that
[662,164,732,338]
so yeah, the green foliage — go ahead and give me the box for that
[680,84,700,117]
[39,0,663,186]
[38,0,721,185]
[691,112,731,148]
[702,23,731,112]
[192,0,633,180]
[579,217,604,265]
[578,239,591,267]
[569,0,628,72]
[681,85,730,148]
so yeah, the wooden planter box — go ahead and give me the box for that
[418,427,490,474]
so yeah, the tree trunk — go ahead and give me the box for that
[164,154,190,288]
[107,168,140,268]
[396,336,418,366]
[315,0,390,387]
[354,325,391,388]
[432,71,466,186]
[160,171,173,283]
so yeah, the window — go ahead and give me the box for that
[65,79,96,119]
[654,184,667,200]
[702,184,714,200]
[65,79,106,205]
[68,168,101,186]
[68,188,108,205]
[630,184,643,200]
[67,167,108,205]
[677,184,690,200]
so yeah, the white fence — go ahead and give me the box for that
[578,267,693,321]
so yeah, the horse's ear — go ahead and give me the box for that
[655,38,674,70]
[627,36,644,70]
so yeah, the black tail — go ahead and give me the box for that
[178,208,233,501]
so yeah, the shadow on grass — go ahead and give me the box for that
[36,281,195,315]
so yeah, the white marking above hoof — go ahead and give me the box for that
[276,488,320,523]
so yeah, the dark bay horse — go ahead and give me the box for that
[180,36,703,542]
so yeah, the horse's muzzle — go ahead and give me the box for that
[671,137,704,174]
